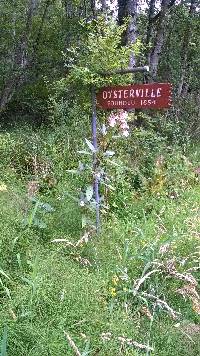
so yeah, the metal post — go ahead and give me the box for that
[91,86,100,233]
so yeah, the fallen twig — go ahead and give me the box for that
[72,254,93,267]
[64,331,82,356]
[100,332,154,353]
[170,271,197,286]
[118,336,154,352]
[75,232,90,247]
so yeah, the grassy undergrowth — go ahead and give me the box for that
[0,126,200,355]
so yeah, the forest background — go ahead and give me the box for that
[0,0,200,355]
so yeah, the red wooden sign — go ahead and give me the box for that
[97,83,172,110]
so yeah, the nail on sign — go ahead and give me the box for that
[97,83,172,110]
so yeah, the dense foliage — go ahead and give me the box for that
[0,0,199,355]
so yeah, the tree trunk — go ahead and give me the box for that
[149,0,169,81]
[0,0,39,111]
[91,0,97,19]
[178,0,197,97]
[147,0,176,81]
[100,0,107,12]
[146,0,156,65]
[118,0,138,67]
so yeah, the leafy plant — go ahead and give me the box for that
[65,17,142,87]
[22,198,54,229]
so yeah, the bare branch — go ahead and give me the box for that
[99,66,149,77]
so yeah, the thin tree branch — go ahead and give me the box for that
[118,336,154,352]
[99,66,149,77]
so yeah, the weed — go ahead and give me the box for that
[0,125,199,355]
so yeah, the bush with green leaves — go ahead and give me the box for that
[49,16,143,126]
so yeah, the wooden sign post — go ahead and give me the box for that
[91,67,172,233]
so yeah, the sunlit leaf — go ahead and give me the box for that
[78,162,85,171]
[0,269,10,280]
[104,150,115,157]
[66,169,79,174]
[82,215,87,228]
[85,138,97,153]
[33,218,47,229]
[86,185,93,202]
[0,183,7,192]
[40,203,55,212]
[77,150,92,155]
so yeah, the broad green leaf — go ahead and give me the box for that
[81,340,92,355]
[33,218,47,229]
[78,162,85,171]
[104,150,115,157]
[82,215,87,228]
[4,287,11,300]
[77,150,92,155]
[21,277,34,288]
[85,139,97,153]
[66,169,79,174]
[86,185,93,202]
[28,200,40,227]
[40,203,55,212]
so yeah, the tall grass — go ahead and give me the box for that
[0,124,199,355]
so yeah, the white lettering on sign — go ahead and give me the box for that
[157,88,162,97]
[118,90,123,99]
[114,90,118,98]
[135,89,141,97]
[107,99,136,107]
[102,87,163,101]
[103,91,107,99]
[141,99,156,106]
[124,90,128,99]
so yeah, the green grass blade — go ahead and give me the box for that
[0,326,8,356]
